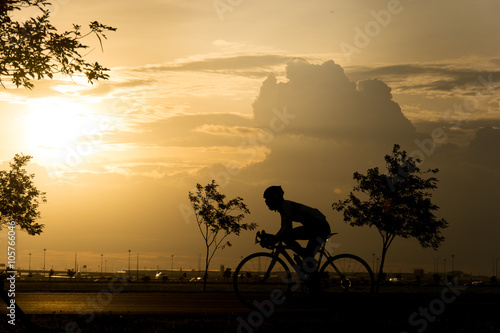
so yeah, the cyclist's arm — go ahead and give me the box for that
[275,206,293,239]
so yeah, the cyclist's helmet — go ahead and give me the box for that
[263,186,284,199]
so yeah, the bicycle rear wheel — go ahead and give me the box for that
[233,252,293,311]
[319,253,375,308]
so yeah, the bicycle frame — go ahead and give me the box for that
[263,235,334,282]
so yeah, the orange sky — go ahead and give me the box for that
[1,0,499,276]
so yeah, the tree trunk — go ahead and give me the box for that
[376,245,389,293]
[203,247,210,292]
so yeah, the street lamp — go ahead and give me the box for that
[136,253,139,281]
[101,254,103,274]
[29,253,32,275]
[433,257,440,274]
[128,250,131,278]
[171,255,174,277]
[43,248,46,278]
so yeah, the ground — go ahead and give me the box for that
[1,281,499,332]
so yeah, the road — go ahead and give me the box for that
[1,290,499,333]
[2,292,250,315]
[2,289,499,316]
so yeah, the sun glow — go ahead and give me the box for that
[24,99,106,169]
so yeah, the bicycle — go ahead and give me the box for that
[233,231,375,311]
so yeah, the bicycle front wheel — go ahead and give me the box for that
[233,252,293,310]
[319,253,375,307]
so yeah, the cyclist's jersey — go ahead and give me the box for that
[279,200,327,229]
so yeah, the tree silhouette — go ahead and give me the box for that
[0,154,46,235]
[1,0,116,89]
[188,180,256,291]
[332,144,448,292]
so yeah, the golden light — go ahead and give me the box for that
[24,99,104,169]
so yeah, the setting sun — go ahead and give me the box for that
[24,99,102,167]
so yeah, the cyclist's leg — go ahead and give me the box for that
[304,220,331,258]
[282,227,309,259]
[284,226,324,260]
[303,224,331,292]
[283,238,304,259]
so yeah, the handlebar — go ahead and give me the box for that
[255,230,278,249]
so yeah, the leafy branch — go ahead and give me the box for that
[0,0,116,89]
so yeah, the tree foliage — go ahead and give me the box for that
[0,154,46,235]
[332,144,448,290]
[189,180,256,291]
[1,0,116,89]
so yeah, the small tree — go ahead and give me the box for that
[0,154,46,235]
[189,180,256,291]
[1,0,116,89]
[332,144,448,292]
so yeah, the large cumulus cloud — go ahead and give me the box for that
[468,126,500,169]
[252,59,416,143]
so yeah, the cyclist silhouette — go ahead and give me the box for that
[263,186,331,260]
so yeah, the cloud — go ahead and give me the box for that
[244,60,500,187]
[253,59,416,143]
[346,60,500,94]
[340,59,500,143]
[135,54,295,78]
[210,59,430,198]
[467,126,500,168]
[110,113,254,147]
[193,124,265,137]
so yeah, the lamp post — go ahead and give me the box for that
[128,250,131,278]
[29,253,32,275]
[136,253,139,281]
[101,254,103,274]
[171,255,174,278]
[43,248,46,278]
[433,257,440,275]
